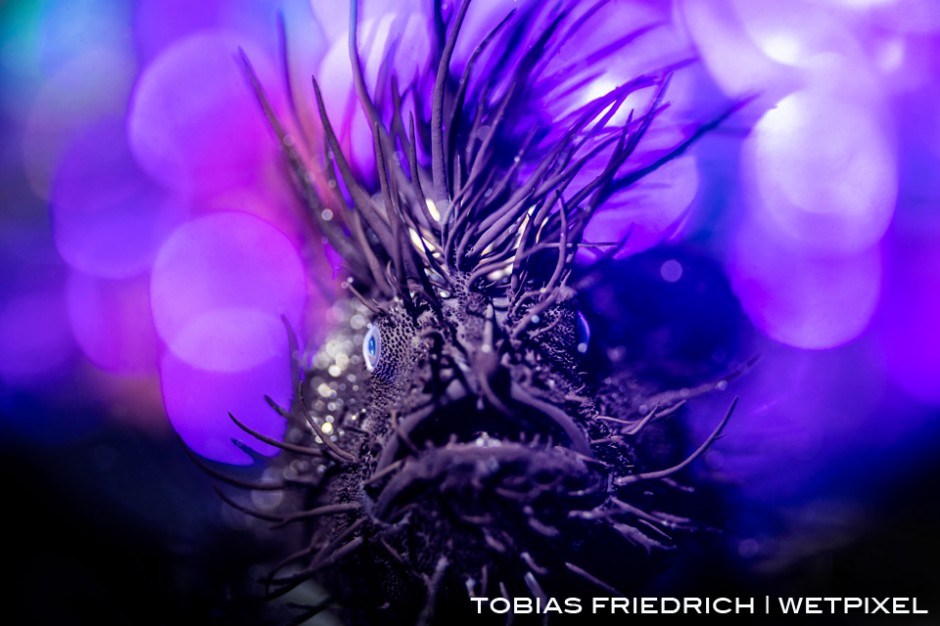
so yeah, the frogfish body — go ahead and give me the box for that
[219,1,747,623]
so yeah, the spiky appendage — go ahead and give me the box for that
[226,1,749,624]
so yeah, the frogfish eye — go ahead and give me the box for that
[576,310,590,355]
[362,324,382,372]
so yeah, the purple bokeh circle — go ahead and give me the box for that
[160,350,291,465]
[150,211,307,373]
[127,31,277,196]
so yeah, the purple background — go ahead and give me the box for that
[1,0,938,623]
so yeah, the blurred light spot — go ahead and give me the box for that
[660,259,683,283]
[161,350,289,465]
[578,78,635,127]
[169,308,287,373]
[738,538,760,558]
[127,31,276,196]
[555,1,689,118]
[730,220,881,349]
[745,90,896,254]
[762,33,801,65]
[251,473,285,509]
[677,0,794,100]
[581,154,699,260]
[150,212,306,372]
[66,271,159,374]
[22,47,136,199]
[874,36,905,73]
[733,0,859,69]
[51,117,186,279]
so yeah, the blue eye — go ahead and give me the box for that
[363,325,382,371]
[576,310,590,355]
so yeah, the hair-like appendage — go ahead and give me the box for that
[221,1,751,623]
[246,0,746,305]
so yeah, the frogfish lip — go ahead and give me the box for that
[368,438,608,525]
[366,395,607,524]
